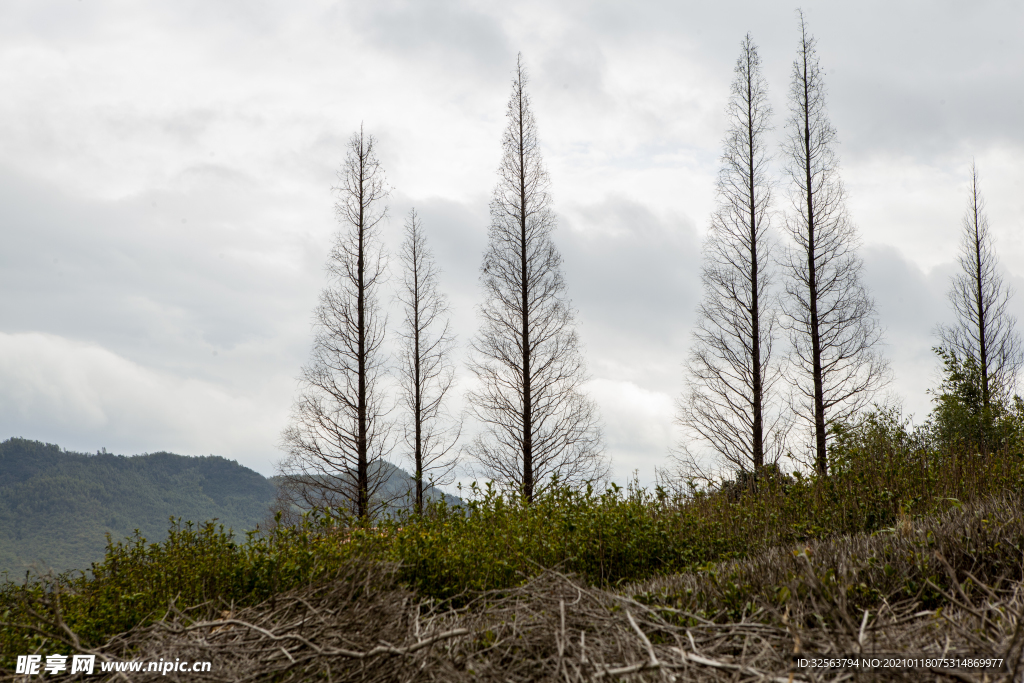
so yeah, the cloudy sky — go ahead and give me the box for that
[2,1,1022,488]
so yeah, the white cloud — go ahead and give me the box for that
[0,332,284,474]
[1,1,1022,489]
[588,379,675,487]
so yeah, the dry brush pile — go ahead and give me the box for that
[5,494,1023,682]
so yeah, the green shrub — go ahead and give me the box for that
[3,415,1023,669]
[928,346,1024,455]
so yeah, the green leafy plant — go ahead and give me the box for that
[928,346,1024,455]
[4,422,1023,670]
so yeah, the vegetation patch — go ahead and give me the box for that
[2,494,1023,681]
[2,421,1023,679]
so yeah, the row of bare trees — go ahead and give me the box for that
[276,21,1021,517]
[678,13,1021,481]
[278,58,606,518]
[676,15,884,480]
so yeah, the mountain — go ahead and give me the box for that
[0,438,278,579]
[0,438,459,579]
[269,458,462,523]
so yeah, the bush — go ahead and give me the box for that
[929,346,1024,454]
[3,418,1023,669]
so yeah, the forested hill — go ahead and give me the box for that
[0,438,277,578]
[0,438,463,579]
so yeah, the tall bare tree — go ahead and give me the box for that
[937,162,1022,417]
[466,55,605,501]
[279,126,392,519]
[677,34,787,477]
[782,13,888,476]
[396,208,460,514]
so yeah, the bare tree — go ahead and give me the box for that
[676,34,788,478]
[395,208,460,514]
[781,13,888,476]
[278,126,392,519]
[937,162,1022,416]
[466,55,605,501]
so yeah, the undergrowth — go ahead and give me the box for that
[2,414,1023,669]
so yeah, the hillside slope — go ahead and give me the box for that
[0,438,278,578]
[0,438,462,578]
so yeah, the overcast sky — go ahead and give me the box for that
[2,1,1022,488]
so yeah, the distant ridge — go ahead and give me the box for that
[0,438,459,578]
[0,438,278,578]
[268,459,462,524]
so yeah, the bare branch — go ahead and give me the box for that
[936,161,1023,415]
[278,127,394,520]
[465,54,606,500]
[395,208,461,514]
[676,34,790,480]
[780,13,889,474]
